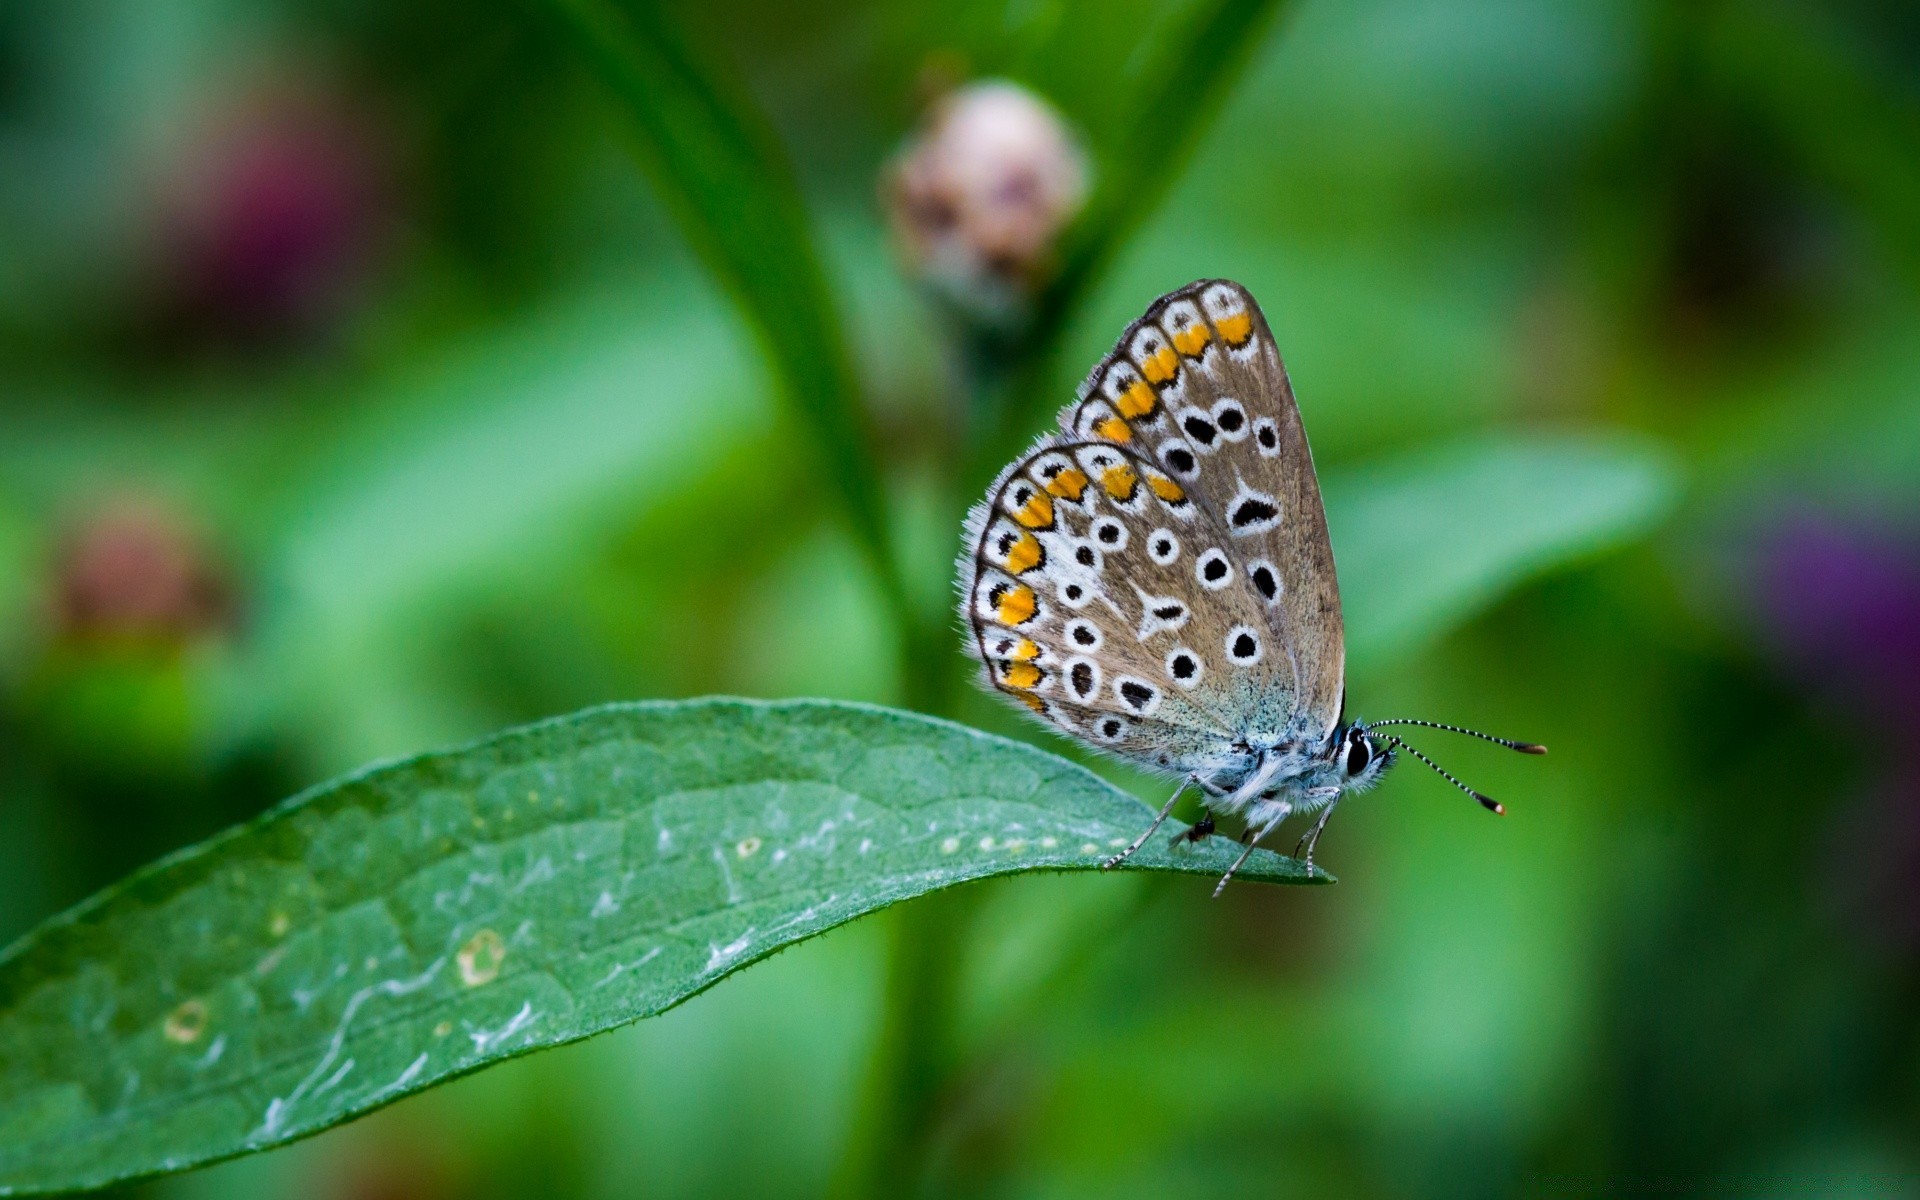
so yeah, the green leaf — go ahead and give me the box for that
[535,0,909,625]
[1327,433,1682,669]
[0,699,1317,1195]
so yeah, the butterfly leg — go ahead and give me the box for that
[1103,775,1198,870]
[1212,804,1291,898]
[1293,789,1343,875]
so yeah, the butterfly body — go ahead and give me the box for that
[960,279,1536,886]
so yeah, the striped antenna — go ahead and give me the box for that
[1362,718,1546,755]
[1371,733,1507,816]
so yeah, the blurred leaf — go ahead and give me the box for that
[268,288,767,631]
[0,500,34,665]
[537,0,908,623]
[1329,433,1682,669]
[237,285,773,767]
[0,698,1317,1195]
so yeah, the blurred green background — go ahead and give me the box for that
[3,0,1919,1195]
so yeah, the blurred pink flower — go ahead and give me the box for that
[50,500,234,644]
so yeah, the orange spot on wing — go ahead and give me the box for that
[1148,475,1185,503]
[1010,638,1041,661]
[1014,690,1047,712]
[1005,533,1043,574]
[1013,491,1054,530]
[1045,467,1088,501]
[1172,323,1211,357]
[1100,463,1138,501]
[1140,346,1179,384]
[1004,662,1043,689]
[1216,312,1253,346]
[997,584,1037,626]
[1095,417,1132,443]
[1116,380,1158,419]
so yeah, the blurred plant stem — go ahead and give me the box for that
[534,0,934,686]
[541,0,1288,1189]
[831,888,976,1200]
[845,2,1292,1192]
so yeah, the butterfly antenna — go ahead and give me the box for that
[1371,733,1506,815]
[1362,718,1546,755]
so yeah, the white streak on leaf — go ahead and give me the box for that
[705,931,754,972]
[593,945,662,990]
[314,1058,354,1097]
[392,1053,429,1092]
[192,1034,227,1070]
[513,856,556,892]
[710,845,741,904]
[257,959,444,1137]
[467,1001,535,1053]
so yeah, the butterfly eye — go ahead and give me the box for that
[1346,736,1372,776]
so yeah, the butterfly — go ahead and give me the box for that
[959,279,1544,893]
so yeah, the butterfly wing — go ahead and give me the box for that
[1057,279,1345,742]
[960,439,1247,774]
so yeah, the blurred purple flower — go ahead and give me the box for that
[1750,510,1920,952]
[156,81,393,344]
[1750,511,1920,733]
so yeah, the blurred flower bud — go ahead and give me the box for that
[883,79,1087,328]
[51,500,235,645]
[154,77,393,347]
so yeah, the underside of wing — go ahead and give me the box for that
[1056,279,1345,740]
[959,438,1246,775]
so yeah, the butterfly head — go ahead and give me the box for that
[1335,724,1393,793]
